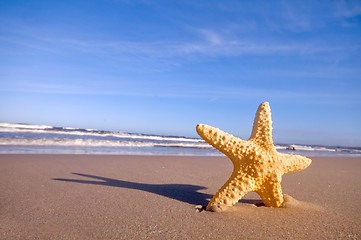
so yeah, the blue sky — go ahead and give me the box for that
[1,0,361,147]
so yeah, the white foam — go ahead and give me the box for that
[0,122,52,130]
[275,144,336,152]
[0,123,203,143]
[0,138,211,149]
[1,122,359,156]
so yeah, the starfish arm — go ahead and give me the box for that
[257,179,284,207]
[278,153,312,174]
[206,172,256,210]
[196,124,248,163]
[249,102,275,151]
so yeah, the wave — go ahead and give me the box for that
[1,122,360,156]
[275,144,336,152]
[1,137,360,155]
[0,122,53,130]
[0,137,212,149]
[279,144,361,154]
[0,122,203,143]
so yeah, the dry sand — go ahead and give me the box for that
[0,154,360,239]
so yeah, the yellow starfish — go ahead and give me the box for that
[196,102,312,212]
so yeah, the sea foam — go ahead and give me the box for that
[0,122,360,156]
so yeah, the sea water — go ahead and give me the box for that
[0,122,360,157]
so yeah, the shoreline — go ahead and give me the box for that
[1,153,361,160]
[1,151,360,157]
[1,155,360,239]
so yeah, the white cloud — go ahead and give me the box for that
[335,0,361,18]
[2,79,359,105]
[1,22,342,61]
[193,28,223,45]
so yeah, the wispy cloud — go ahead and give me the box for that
[1,79,359,105]
[1,24,345,60]
[334,0,361,18]
[193,28,223,45]
[0,36,59,53]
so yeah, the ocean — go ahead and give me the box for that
[0,122,360,157]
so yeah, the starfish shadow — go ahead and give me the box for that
[53,173,213,206]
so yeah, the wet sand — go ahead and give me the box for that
[0,155,360,239]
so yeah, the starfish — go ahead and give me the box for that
[196,102,312,212]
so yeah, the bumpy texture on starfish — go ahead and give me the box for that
[196,102,312,211]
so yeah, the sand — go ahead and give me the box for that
[0,154,360,239]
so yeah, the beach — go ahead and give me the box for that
[0,155,360,239]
